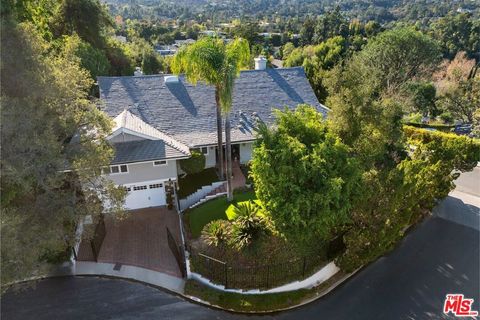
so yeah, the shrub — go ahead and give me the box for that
[438,112,454,124]
[201,220,231,247]
[336,127,480,272]
[403,121,455,132]
[403,112,423,123]
[180,151,205,174]
[229,201,272,250]
[226,199,262,220]
[40,247,71,264]
[250,105,361,249]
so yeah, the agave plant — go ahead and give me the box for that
[201,220,231,247]
[229,201,270,250]
[230,200,260,218]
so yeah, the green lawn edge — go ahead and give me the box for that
[186,189,257,238]
[184,271,347,313]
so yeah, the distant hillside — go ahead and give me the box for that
[104,0,478,22]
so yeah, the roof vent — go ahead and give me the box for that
[254,56,267,70]
[164,75,179,83]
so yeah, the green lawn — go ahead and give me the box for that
[186,190,256,238]
[177,168,219,199]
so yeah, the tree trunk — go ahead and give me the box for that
[215,89,224,180]
[225,113,233,201]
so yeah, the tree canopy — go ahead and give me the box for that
[353,27,440,93]
[250,105,361,250]
[172,37,250,113]
[337,127,480,271]
[319,26,479,271]
[171,36,251,199]
[430,13,480,60]
[284,36,347,102]
[52,0,112,48]
[1,20,125,287]
[61,34,110,80]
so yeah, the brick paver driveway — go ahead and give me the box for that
[97,207,183,278]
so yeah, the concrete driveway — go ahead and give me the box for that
[78,207,183,278]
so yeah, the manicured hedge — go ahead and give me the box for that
[403,122,455,132]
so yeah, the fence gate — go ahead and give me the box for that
[90,217,106,262]
[166,227,187,278]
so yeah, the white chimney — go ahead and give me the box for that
[164,75,179,83]
[254,56,267,70]
[134,67,143,76]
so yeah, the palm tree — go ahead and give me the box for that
[172,37,250,201]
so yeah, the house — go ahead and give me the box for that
[97,58,328,210]
[174,39,196,47]
[156,48,177,56]
[155,44,177,56]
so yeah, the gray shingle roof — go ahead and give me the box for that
[111,109,190,154]
[111,140,188,164]
[98,67,328,147]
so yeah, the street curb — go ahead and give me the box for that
[4,266,362,315]
[4,274,189,304]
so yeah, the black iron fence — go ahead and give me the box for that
[167,227,187,278]
[91,217,106,261]
[189,250,326,290]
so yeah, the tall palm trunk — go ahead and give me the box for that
[225,113,233,201]
[215,89,224,180]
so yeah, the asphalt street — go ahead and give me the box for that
[2,168,479,320]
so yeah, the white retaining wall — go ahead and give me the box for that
[185,250,340,294]
[179,181,225,211]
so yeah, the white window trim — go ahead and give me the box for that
[120,178,176,190]
[153,160,168,166]
[110,164,129,175]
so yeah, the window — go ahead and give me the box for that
[153,160,167,166]
[124,186,131,192]
[149,183,163,189]
[193,147,209,155]
[110,164,128,174]
[133,185,147,191]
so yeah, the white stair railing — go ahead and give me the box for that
[179,181,225,211]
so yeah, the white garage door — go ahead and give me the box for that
[124,180,166,210]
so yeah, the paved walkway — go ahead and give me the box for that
[213,160,246,194]
[232,161,246,190]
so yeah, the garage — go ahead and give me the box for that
[124,180,166,210]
